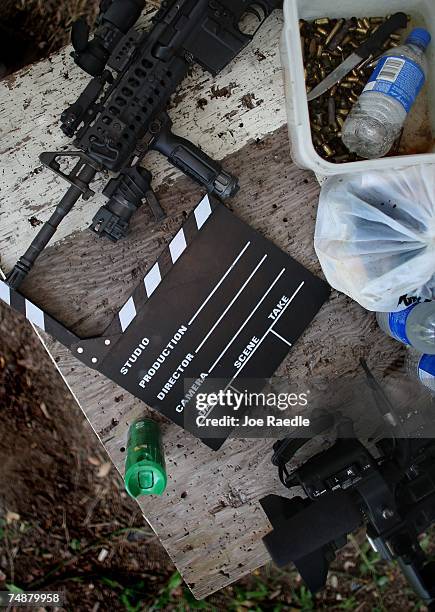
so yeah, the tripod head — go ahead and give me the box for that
[261,365,435,607]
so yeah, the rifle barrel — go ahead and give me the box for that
[7,163,97,289]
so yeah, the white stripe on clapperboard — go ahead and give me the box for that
[118,296,137,333]
[194,196,213,230]
[0,281,10,305]
[117,195,213,332]
[169,229,187,264]
[25,301,45,331]
[0,280,46,331]
[144,263,162,298]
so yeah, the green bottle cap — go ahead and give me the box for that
[125,461,167,498]
[124,418,167,498]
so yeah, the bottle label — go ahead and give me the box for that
[419,355,435,377]
[388,306,415,345]
[363,55,426,113]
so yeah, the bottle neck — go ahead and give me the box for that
[406,41,427,55]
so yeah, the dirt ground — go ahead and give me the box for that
[0,0,99,75]
[0,2,434,611]
[0,303,430,611]
[0,303,178,610]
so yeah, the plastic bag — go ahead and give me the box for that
[314,166,435,312]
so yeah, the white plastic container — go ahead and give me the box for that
[281,0,435,175]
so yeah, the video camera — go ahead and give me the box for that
[261,363,435,608]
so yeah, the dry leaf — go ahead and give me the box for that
[39,402,51,419]
[97,462,111,478]
[6,511,20,524]
[87,456,100,466]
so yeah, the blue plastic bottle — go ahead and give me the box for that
[343,28,432,158]
[376,302,435,354]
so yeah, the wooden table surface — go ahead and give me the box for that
[0,6,400,599]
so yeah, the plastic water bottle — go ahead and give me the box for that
[124,418,167,498]
[342,28,431,159]
[376,302,435,354]
[406,349,435,394]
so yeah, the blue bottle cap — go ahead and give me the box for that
[406,28,432,50]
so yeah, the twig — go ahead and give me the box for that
[62,507,70,547]
[4,527,15,585]
[29,527,153,589]
[83,486,106,526]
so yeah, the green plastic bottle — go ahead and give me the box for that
[124,418,167,498]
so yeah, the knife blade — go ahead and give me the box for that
[306,12,408,102]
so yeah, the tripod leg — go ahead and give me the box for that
[397,558,435,607]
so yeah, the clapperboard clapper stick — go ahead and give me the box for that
[0,196,330,450]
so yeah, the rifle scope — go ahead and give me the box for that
[71,0,146,77]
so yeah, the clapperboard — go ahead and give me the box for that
[0,196,330,449]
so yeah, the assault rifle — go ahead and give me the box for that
[7,0,281,289]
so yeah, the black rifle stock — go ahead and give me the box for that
[7,0,282,289]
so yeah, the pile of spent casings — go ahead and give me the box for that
[300,15,410,164]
